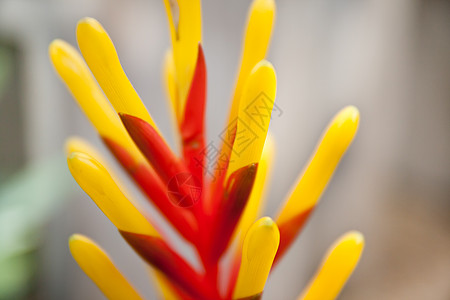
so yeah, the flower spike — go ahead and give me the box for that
[53,3,364,298]
[67,152,158,237]
[275,106,360,263]
[298,231,365,300]
[69,234,143,300]
[232,217,280,300]
[76,18,158,130]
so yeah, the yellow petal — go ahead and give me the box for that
[298,231,365,300]
[233,217,280,299]
[163,0,202,115]
[69,234,143,300]
[150,269,182,300]
[226,60,277,177]
[236,133,275,244]
[228,0,276,127]
[277,106,360,224]
[49,39,145,165]
[76,18,158,130]
[65,136,105,163]
[67,152,158,237]
[65,136,134,195]
[162,47,180,123]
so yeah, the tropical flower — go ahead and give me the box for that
[49,0,363,299]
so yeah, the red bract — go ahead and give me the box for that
[181,44,207,187]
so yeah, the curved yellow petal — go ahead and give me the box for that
[277,106,360,224]
[236,133,275,244]
[67,152,158,237]
[65,136,104,163]
[163,0,202,115]
[49,39,145,165]
[65,136,134,195]
[76,18,158,130]
[233,217,280,299]
[228,0,276,127]
[298,231,365,300]
[226,60,277,177]
[69,234,143,300]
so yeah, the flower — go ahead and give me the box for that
[49,0,363,299]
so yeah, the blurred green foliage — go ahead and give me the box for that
[0,157,73,299]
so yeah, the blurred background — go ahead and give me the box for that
[0,0,449,299]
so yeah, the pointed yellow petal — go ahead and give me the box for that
[163,0,202,115]
[65,136,134,195]
[76,18,158,130]
[277,106,360,224]
[65,136,104,163]
[49,39,145,165]
[233,217,280,299]
[298,231,365,300]
[67,152,158,237]
[69,234,143,300]
[150,269,182,300]
[236,133,275,244]
[228,0,276,127]
[226,60,277,177]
